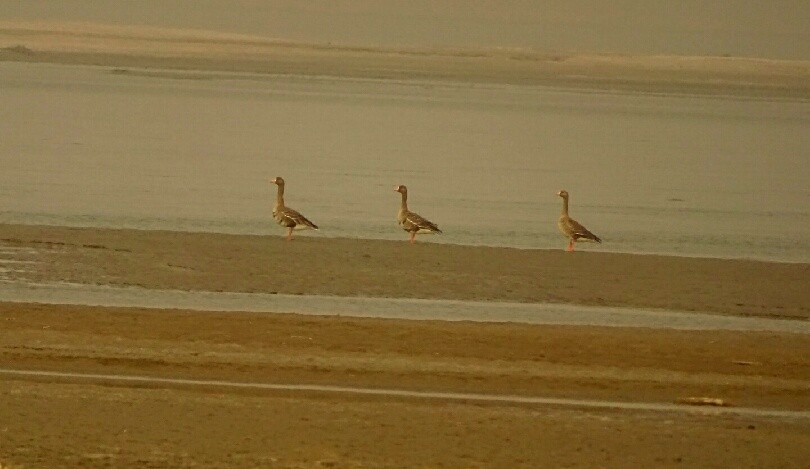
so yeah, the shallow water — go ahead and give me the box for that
[1,62,809,261]
[1,281,807,334]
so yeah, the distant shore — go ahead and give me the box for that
[2,20,810,98]
[1,223,808,319]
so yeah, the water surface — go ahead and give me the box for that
[1,62,808,261]
[1,281,807,334]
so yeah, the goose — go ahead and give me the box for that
[271,176,318,240]
[557,189,601,252]
[395,185,442,244]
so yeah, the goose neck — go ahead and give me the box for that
[276,184,285,208]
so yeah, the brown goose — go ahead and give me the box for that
[395,185,442,244]
[557,189,601,252]
[271,177,318,240]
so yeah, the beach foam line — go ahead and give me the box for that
[2,368,807,420]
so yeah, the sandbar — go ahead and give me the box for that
[1,21,809,98]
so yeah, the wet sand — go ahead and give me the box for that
[1,302,809,467]
[2,21,809,98]
[1,224,808,319]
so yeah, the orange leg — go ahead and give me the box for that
[409,232,416,244]
[287,227,294,241]
[566,239,575,252]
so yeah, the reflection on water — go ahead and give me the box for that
[0,62,808,261]
[1,281,807,334]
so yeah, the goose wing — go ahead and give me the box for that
[276,206,319,230]
[563,216,601,243]
[403,210,442,234]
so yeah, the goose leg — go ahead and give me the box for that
[566,240,575,252]
[409,232,416,244]
[287,227,294,241]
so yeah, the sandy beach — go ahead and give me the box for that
[1,302,809,467]
[1,224,809,465]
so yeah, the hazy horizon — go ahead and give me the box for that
[2,1,810,60]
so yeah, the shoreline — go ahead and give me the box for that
[2,214,808,266]
[2,21,810,99]
[1,223,808,320]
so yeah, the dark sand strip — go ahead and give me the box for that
[1,223,808,319]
